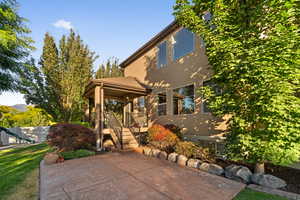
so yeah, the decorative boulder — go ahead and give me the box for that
[199,163,224,176]
[158,151,168,160]
[152,149,161,157]
[143,147,152,156]
[187,159,202,169]
[251,174,287,189]
[168,152,178,162]
[177,155,188,166]
[103,139,115,151]
[225,164,253,183]
[44,152,59,165]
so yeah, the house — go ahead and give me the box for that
[84,21,227,151]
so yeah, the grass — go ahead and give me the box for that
[5,169,39,200]
[0,143,51,200]
[60,149,95,160]
[233,189,288,200]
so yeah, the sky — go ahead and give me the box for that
[0,0,175,106]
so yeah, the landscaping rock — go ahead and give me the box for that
[152,149,161,157]
[143,147,152,156]
[168,152,178,162]
[225,164,252,183]
[187,159,202,169]
[44,152,59,165]
[199,163,224,176]
[103,139,115,151]
[251,173,287,189]
[158,151,168,160]
[177,155,188,166]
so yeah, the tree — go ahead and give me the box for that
[0,0,34,93]
[95,57,124,117]
[95,57,123,79]
[0,105,52,127]
[19,31,97,122]
[174,0,300,173]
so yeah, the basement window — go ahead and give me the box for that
[157,41,167,68]
[173,28,195,60]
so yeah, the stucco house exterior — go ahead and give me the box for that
[84,21,227,150]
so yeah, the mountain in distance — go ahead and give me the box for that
[11,104,27,112]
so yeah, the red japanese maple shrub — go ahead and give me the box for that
[147,124,179,153]
[47,123,96,152]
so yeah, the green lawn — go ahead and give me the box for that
[0,143,50,200]
[234,188,288,200]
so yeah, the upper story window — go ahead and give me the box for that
[173,28,195,61]
[173,84,195,115]
[157,92,167,116]
[157,41,167,68]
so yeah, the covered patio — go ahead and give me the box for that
[84,77,151,150]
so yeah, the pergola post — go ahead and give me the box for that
[94,85,104,151]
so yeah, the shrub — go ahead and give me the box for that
[147,124,179,153]
[164,124,183,139]
[175,141,197,158]
[60,149,95,160]
[175,141,214,162]
[47,123,96,152]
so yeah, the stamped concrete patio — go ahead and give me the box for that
[40,151,245,200]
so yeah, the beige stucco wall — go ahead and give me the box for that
[124,27,227,139]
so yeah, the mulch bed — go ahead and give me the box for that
[216,159,300,195]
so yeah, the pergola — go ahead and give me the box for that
[84,77,150,151]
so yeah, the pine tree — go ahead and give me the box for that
[20,30,97,122]
[95,57,123,79]
[0,0,34,93]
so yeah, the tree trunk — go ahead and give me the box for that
[255,162,265,174]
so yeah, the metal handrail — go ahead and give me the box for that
[104,110,123,149]
[0,126,35,144]
[127,112,149,146]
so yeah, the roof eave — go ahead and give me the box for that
[119,20,179,68]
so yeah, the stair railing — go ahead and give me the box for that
[104,110,123,149]
[127,112,148,146]
[0,126,35,144]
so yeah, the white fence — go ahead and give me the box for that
[0,126,49,146]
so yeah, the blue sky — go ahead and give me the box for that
[0,0,175,106]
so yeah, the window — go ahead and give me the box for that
[157,41,167,68]
[157,93,167,116]
[173,85,195,115]
[137,96,145,113]
[202,80,222,113]
[173,28,195,60]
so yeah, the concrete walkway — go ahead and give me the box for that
[40,151,245,200]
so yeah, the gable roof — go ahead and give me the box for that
[119,21,179,68]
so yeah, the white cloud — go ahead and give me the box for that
[53,19,73,30]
